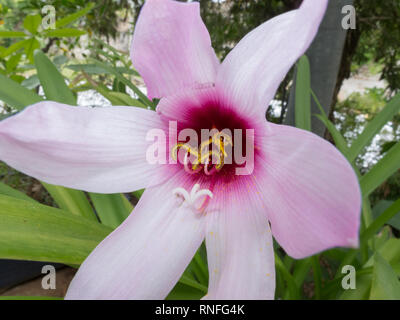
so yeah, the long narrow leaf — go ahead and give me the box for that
[43,29,86,38]
[89,58,154,108]
[0,31,27,38]
[360,140,400,197]
[34,50,76,105]
[0,195,111,264]
[23,38,40,64]
[56,3,95,28]
[312,90,350,157]
[295,55,311,131]
[348,93,400,163]
[42,182,97,222]
[0,182,35,203]
[0,73,43,110]
[89,193,132,229]
[361,199,400,242]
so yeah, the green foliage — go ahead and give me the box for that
[0,73,42,109]
[353,0,400,94]
[0,194,112,265]
[370,253,400,299]
[34,50,76,104]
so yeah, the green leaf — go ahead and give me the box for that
[370,252,400,299]
[89,193,132,229]
[66,63,137,75]
[89,58,154,108]
[83,75,123,106]
[166,283,205,300]
[43,28,86,38]
[133,189,145,200]
[311,255,322,299]
[0,31,27,38]
[364,238,400,268]
[292,258,312,288]
[107,92,147,108]
[81,72,144,107]
[42,182,97,222]
[314,113,350,157]
[0,195,111,264]
[0,182,35,203]
[10,74,25,84]
[0,73,43,110]
[1,40,26,58]
[372,200,400,230]
[178,275,208,293]
[23,14,42,35]
[53,55,68,66]
[34,50,76,105]
[6,52,22,72]
[66,63,108,74]
[183,244,209,287]
[56,3,95,28]
[339,274,372,300]
[23,38,40,64]
[295,55,311,131]
[275,253,300,299]
[312,90,350,156]
[360,140,400,197]
[348,93,400,163]
[21,74,40,90]
[361,199,400,242]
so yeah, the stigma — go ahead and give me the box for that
[172,184,213,213]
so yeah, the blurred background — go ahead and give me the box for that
[0,0,399,299]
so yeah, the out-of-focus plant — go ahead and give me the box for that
[64,38,152,109]
[334,87,400,227]
[1,0,132,41]
[0,3,94,63]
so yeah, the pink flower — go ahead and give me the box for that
[0,0,361,299]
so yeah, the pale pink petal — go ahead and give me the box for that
[0,101,165,193]
[131,0,219,99]
[65,172,206,299]
[258,123,361,259]
[204,189,275,300]
[216,0,328,117]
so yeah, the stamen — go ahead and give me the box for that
[184,152,201,174]
[172,131,233,174]
[204,158,217,176]
[171,143,195,161]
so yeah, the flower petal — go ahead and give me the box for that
[0,101,165,193]
[216,0,328,117]
[204,191,275,300]
[258,123,361,259]
[131,0,219,99]
[65,172,206,299]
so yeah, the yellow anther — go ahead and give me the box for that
[172,131,233,173]
[171,143,197,161]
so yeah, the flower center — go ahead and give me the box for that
[171,131,233,175]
